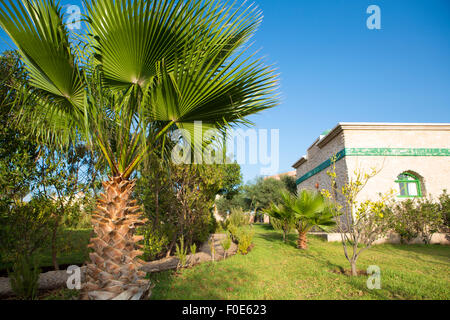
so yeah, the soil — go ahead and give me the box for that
[330,267,368,276]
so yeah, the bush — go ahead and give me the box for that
[236,227,254,255]
[227,223,239,243]
[228,208,249,228]
[138,225,169,261]
[439,190,450,230]
[221,234,232,257]
[175,235,188,269]
[389,197,444,244]
[0,198,53,264]
[9,255,41,300]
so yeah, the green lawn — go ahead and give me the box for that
[149,224,450,300]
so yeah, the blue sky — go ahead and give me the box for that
[1,0,449,183]
[241,0,450,182]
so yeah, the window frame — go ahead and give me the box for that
[395,172,423,198]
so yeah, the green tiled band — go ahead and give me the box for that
[296,148,450,185]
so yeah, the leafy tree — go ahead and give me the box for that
[245,177,286,213]
[216,175,294,219]
[218,162,243,200]
[281,175,297,195]
[34,144,96,270]
[0,0,278,300]
[0,197,54,265]
[216,192,250,216]
[323,157,395,276]
[0,51,38,208]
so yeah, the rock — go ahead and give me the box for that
[0,266,87,299]
[140,257,180,273]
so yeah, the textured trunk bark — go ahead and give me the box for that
[81,176,150,300]
[297,231,308,249]
[350,260,357,276]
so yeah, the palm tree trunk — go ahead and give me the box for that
[297,231,308,249]
[82,176,150,300]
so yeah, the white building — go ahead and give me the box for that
[293,123,450,205]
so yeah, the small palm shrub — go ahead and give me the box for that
[175,236,188,269]
[190,243,197,255]
[9,256,41,300]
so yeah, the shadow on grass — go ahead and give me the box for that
[382,243,450,262]
[149,261,256,300]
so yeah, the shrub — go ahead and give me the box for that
[139,225,169,261]
[218,219,230,232]
[388,201,419,243]
[439,190,450,230]
[175,236,188,269]
[0,199,53,264]
[228,208,249,228]
[236,227,254,255]
[190,243,197,255]
[389,197,444,244]
[9,256,41,300]
[221,234,232,257]
[227,223,239,243]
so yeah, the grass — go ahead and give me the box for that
[149,224,450,300]
[2,225,449,300]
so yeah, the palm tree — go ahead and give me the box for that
[268,190,336,249]
[291,190,336,249]
[264,191,295,242]
[0,0,278,300]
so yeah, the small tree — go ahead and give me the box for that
[291,190,336,249]
[323,156,395,276]
[265,190,336,248]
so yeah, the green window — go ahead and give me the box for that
[395,173,422,198]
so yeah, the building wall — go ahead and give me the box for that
[294,124,450,204]
[296,132,347,193]
[343,127,450,202]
